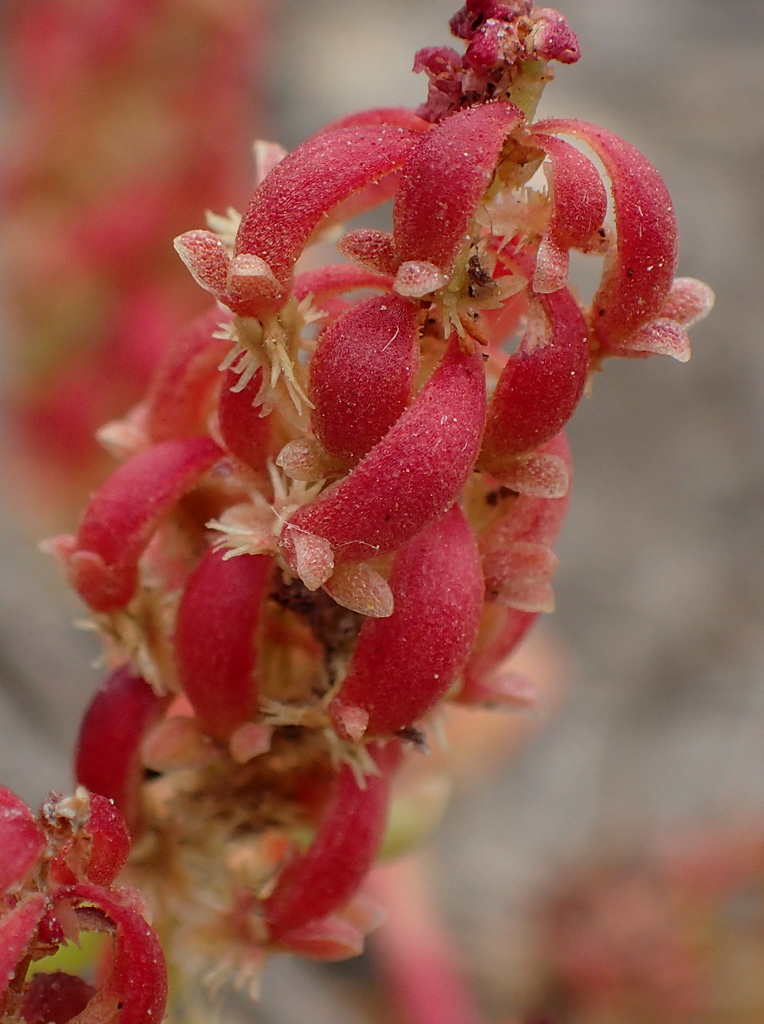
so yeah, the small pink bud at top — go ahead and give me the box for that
[529,8,581,64]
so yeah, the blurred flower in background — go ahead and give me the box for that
[0,0,265,522]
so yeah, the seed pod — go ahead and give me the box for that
[75,666,170,835]
[54,883,168,1024]
[534,119,678,354]
[217,366,272,474]
[309,294,420,462]
[479,284,589,466]
[329,503,483,738]
[232,125,421,316]
[47,436,222,612]
[175,547,272,740]
[280,337,486,589]
[394,101,524,276]
[527,132,607,294]
[145,307,231,443]
[265,744,397,937]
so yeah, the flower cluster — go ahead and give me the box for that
[35,0,711,1005]
[0,785,166,1023]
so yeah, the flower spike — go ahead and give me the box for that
[30,0,712,1001]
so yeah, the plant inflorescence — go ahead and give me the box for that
[1,2,712,1020]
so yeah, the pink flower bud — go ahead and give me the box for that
[529,8,581,64]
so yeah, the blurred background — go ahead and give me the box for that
[1,1,762,1021]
